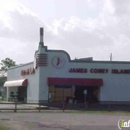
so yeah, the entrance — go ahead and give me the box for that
[49,86,74,103]
[49,86,100,104]
[48,78,103,104]
[74,86,100,104]
[17,86,27,102]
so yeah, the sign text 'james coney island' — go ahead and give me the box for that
[69,68,130,74]
[21,68,35,76]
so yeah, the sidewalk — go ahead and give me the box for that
[21,104,49,109]
[0,101,60,110]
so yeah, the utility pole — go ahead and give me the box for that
[110,53,113,61]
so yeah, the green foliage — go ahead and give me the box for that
[0,58,16,76]
[0,98,6,101]
[10,92,15,98]
[0,58,16,72]
[0,77,7,84]
[0,125,9,130]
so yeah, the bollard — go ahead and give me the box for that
[85,102,88,110]
[108,103,111,112]
[39,103,41,112]
[63,102,65,112]
[84,90,87,110]
[14,101,17,112]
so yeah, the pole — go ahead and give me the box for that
[110,53,113,61]
[39,103,41,112]
[84,94,86,109]
[84,90,87,110]
[54,86,56,102]
[14,101,17,112]
[63,87,65,112]
[108,103,111,112]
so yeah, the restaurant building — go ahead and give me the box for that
[4,28,130,104]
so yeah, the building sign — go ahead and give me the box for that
[69,68,87,73]
[21,68,35,76]
[111,69,130,74]
[90,69,108,73]
[69,68,130,74]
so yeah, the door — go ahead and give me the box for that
[18,87,27,102]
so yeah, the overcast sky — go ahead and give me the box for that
[0,0,130,64]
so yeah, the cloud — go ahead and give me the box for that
[112,0,130,16]
[0,0,53,43]
[51,17,113,48]
[47,0,130,61]
[0,0,45,63]
[0,0,56,64]
[0,0,130,63]
[9,10,43,42]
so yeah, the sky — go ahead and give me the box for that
[0,0,130,64]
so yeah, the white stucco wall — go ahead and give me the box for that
[38,47,130,102]
[6,46,130,103]
[7,62,39,103]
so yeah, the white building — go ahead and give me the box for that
[4,28,130,104]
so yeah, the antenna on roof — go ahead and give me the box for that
[110,53,113,61]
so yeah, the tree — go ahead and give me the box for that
[0,58,16,75]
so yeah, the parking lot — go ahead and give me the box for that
[0,112,130,130]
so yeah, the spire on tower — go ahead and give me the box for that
[39,27,44,49]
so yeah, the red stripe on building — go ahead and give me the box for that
[48,78,103,86]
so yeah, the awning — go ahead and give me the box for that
[4,79,28,87]
[47,78,103,86]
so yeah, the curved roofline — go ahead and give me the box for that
[8,46,130,71]
[8,61,34,70]
[44,46,130,64]
[44,46,71,61]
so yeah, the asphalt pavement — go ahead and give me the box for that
[0,112,130,130]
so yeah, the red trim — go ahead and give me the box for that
[36,54,48,67]
[48,78,103,86]
[22,79,28,86]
